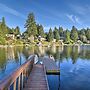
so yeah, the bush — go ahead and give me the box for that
[0,37,6,45]
[15,40,23,45]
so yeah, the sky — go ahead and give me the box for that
[0,0,90,32]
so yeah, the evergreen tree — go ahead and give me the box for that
[44,32,48,40]
[64,30,71,44]
[1,17,8,36]
[25,13,37,37]
[7,27,13,34]
[86,28,90,40]
[53,27,60,41]
[79,29,86,36]
[14,26,20,36]
[70,26,78,42]
[79,29,87,42]
[59,27,63,37]
[37,24,44,37]
[47,28,54,42]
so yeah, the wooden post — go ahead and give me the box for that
[13,80,16,90]
[8,86,10,90]
[18,76,20,90]
[21,73,23,89]
[0,56,34,90]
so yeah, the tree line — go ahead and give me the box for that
[24,13,90,44]
[0,13,90,45]
[0,17,20,44]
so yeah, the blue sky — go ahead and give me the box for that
[0,0,90,32]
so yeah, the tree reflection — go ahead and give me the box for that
[0,48,7,71]
[71,46,79,64]
[0,45,90,73]
[45,45,90,64]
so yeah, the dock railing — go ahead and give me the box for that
[43,65,49,90]
[0,55,34,90]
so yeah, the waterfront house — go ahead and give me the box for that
[6,34,15,40]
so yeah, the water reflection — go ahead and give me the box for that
[0,46,30,80]
[0,45,90,72]
[0,45,90,90]
[60,45,90,90]
[0,48,7,72]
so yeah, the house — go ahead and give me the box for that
[87,40,90,44]
[38,36,46,41]
[52,39,56,42]
[75,40,83,45]
[59,40,64,45]
[16,34,21,39]
[28,35,34,43]
[6,34,15,40]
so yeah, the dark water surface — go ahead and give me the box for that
[0,45,90,90]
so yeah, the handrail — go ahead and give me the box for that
[43,65,49,90]
[0,55,34,90]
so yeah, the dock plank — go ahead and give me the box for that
[42,57,60,74]
[24,64,49,90]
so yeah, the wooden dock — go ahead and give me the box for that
[0,55,60,90]
[43,57,60,75]
[24,64,49,90]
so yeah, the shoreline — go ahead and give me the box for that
[0,43,90,48]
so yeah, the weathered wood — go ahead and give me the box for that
[0,55,34,90]
[43,57,60,75]
[24,64,49,90]
[13,80,16,90]
[18,76,20,90]
[0,56,60,90]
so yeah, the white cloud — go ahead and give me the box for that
[74,16,80,24]
[66,14,75,23]
[0,3,25,19]
[66,14,81,24]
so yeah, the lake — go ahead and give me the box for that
[0,45,90,90]
[60,45,90,90]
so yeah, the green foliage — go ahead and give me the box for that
[53,27,60,41]
[14,26,20,36]
[47,28,54,42]
[15,40,23,45]
[70,26,78,42]
[86,28,90,40]
[7,27,13,34]
[37,24,44,37]
[0,37,6,45]
[0,17,21,45]
[64,30,73,44]
[0,17,8,37]
[79,29,86,36]
[0,13,90,45]
[44,32,48,39]
[59,27,63,37]
[24,13,37,37]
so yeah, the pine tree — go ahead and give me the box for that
[70,26,78,42]
[64,30,71,43]
[53,27,60,41]
[47,28,54,42]
[37,24,44,37]
[25,13,37,37]
[59,27,63,37]
[86,28,90,40]
[14,26,20,36]
[1,17,8,36]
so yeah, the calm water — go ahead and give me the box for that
[60,45,90,90]
[0,45,90,90]
[0,46,42,80]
